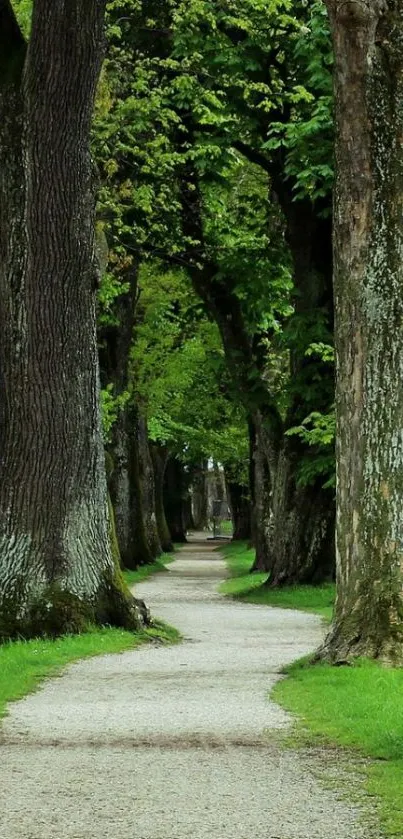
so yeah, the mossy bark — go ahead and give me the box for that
[318,0,403,663]
[180,152,334,584]
[0,1,148,639]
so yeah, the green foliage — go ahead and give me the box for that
[263,1,333,200]
[95,0,335,493]
[100,385,130,442]
[274,660,403,836]
[286,341,335,487]
[131,260,250,480]
[11,0,32,36]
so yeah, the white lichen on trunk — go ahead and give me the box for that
[320,0,403,663]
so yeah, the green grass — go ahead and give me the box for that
[218,541,335,621]
[219,519,233,536]
[0,619,180,723]
[273,658,403,836]
[123,553,174,587]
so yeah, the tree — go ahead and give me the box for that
[177,0,334,585]
[163,0,336,582]
[91,0,336,583]
[319,0,403,663]
[0,0,146,639]
[131,260,250,543]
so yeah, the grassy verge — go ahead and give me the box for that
[123,552,175,587]
[0,620,180,723]
[273,659,403,836]
[220,542,403,834]
[218,541,335,622]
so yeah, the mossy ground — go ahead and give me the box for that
[219,541,335,622]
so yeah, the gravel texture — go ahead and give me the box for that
[0,539,378,838]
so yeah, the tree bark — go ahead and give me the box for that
[261,192,336,585]
[226,480,251,541]
[100,268,138,566]
[318,0,403,663]
[151,444,174,552]
[179,150,335,583]
[191,462,209,531]
[164,457,188,543]
[0,0,146,638]
[249,420,273,570]
[120,405,154,569]
[137,415,162,558]
[108,412,131,566]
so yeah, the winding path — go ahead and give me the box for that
[0,539,377,838]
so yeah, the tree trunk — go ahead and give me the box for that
[226,480,251,541]
[262,181,335,585]
[249,421,273,571]
[191,462,209,531]
[121,405,154,569]
[318,0,403,663]
[183,496,196,531]
[137,415,162,558]
[0,0,147,639]
[151,444,174,552]
[108,412,131,567]
[164,457,187,543]
[179,153,334,583]
[268,438,334,585]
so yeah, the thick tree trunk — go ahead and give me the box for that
[180,155,334,583]
[268,437,334,585]
[164,457,188,543]
[122,406,154,569]
[263,181,335,585]
[319,0,403,663]
[108,412,132,567]
[227,480,251,541]
[151,444,174,552]
[137,415,162,558]
[249,421,273,570]
[0,0,147,639]
[191,462,209,531]
[97,233,141,565]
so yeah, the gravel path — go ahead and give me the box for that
[0,539,377,838]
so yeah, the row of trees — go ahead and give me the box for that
[0,0,402,664]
